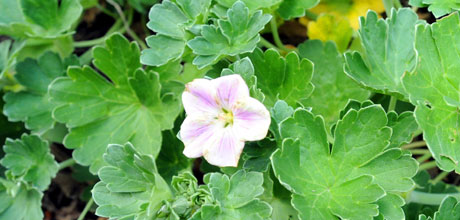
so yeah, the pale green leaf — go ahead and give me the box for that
[421,0,460,18]
[49,34,182,173]
[419,196,460,220]
[3,52,78,133]
[0,182,43,220]
[344,8,418,98]
[192,171,272,219]
[247,48,314,107]
[214,0,282,12]
[299,40,370,127]
[403,13,460,172]
[277,0,319,20]
[188,1,272,68]
[93,143,172,220]
[0,40,24,78]
[0,134,58,191]
[141,0,212,66]
[0,0,83,38]
[272,105,418,220]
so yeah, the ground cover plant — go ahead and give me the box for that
[0,0,460,219]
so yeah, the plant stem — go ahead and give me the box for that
[406,190,460,205]
[410,149,430,155]
[417,153,432,163]
[96,4,117,18]
[432,171,449,184]
[402,141,426,150]
[73,19,124,48]
[419,161,437,171]
[77,198,94,220]
[383,0,393,15]
[304,10,318,21]
[388,96,397,112]
[393,0,402,9]
[59,158,76,170]
[259,37,278,51]
[107,0,147,50]
[270,18,292,53]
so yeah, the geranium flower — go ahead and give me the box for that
[180,74,271,167]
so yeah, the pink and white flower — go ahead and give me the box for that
[180,74,271,167]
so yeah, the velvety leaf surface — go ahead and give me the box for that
[419,0,460,18]
[215,0,282,12]
[299,40,370,127]
[0,134,58,191]
[188,1,271,68]
[419,196,460,220]
[403,13,460,172]
[0,182,43,220]
[344,8,418,98]
[247,48,314,107]
[277,0,319,20]
[92,143,172,220]
[272,105,418,219]
[3,52,78,133]
[191,171,272,220]
[0,0,83,38]
[49,34,182,173]
[141,0,212,66]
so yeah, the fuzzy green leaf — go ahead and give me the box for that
[299,40,370,127]
[277,0,319,20]
[403,13,460,172]
[192,171,272,219]
[0,0,83,38]
[247,48,314,107]
[215,0,282,12]
[0,134,58,191]
[3,52,78,133]
[0,181,43,220]
[188,1,271,68]
[419,196,460,220]
[344,8,418,98]
[420,0,460,18]
[141,0,212,66]
[272,105,418,220]
[49,34,182,173]
[93,143,172,220]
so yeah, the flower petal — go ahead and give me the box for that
[212,74,249,109]
[232,97,271,141]
[180,116,222,158]
[182,78,220,116]
[203,128,244,167]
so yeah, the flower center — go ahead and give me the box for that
[218,109,233,127]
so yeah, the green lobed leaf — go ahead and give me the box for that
[246,48,314,107]
[214,0,282,12]
[419,0,460,18]
[156,129,192,183]
[191,170,272,220]
[402,13,460,172]
[272,105,418,220]
[0,92,25,147]
[299,40,370,127]
[0,181,43,220]
[49,34,182,173]
[188,1,272,68]
[141,0,212,66]
[344,8,418,98]
[0,0,83,38]
[277,0,320,20]
[92,143,172,220]
[3,52,79,133]
[419,196,460,220]
[0,134,58,191]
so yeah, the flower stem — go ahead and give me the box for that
[383,0,393,15]
[107,0,147,50]
[407,190,460,205]
[410,149,430,155]
[73,19,124,48]
[304,10,318,21]
[402,141,427,150]
[419,161,438,171]
[77,198,94,220]
[417,153,432,163]
[432,171,449,184]
[59,158,76,170]
[259,37,279,51]
[270,18,293,53]
[393,0,402,9]
[388,96,397,112]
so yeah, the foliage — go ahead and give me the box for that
[0,0,460,219]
